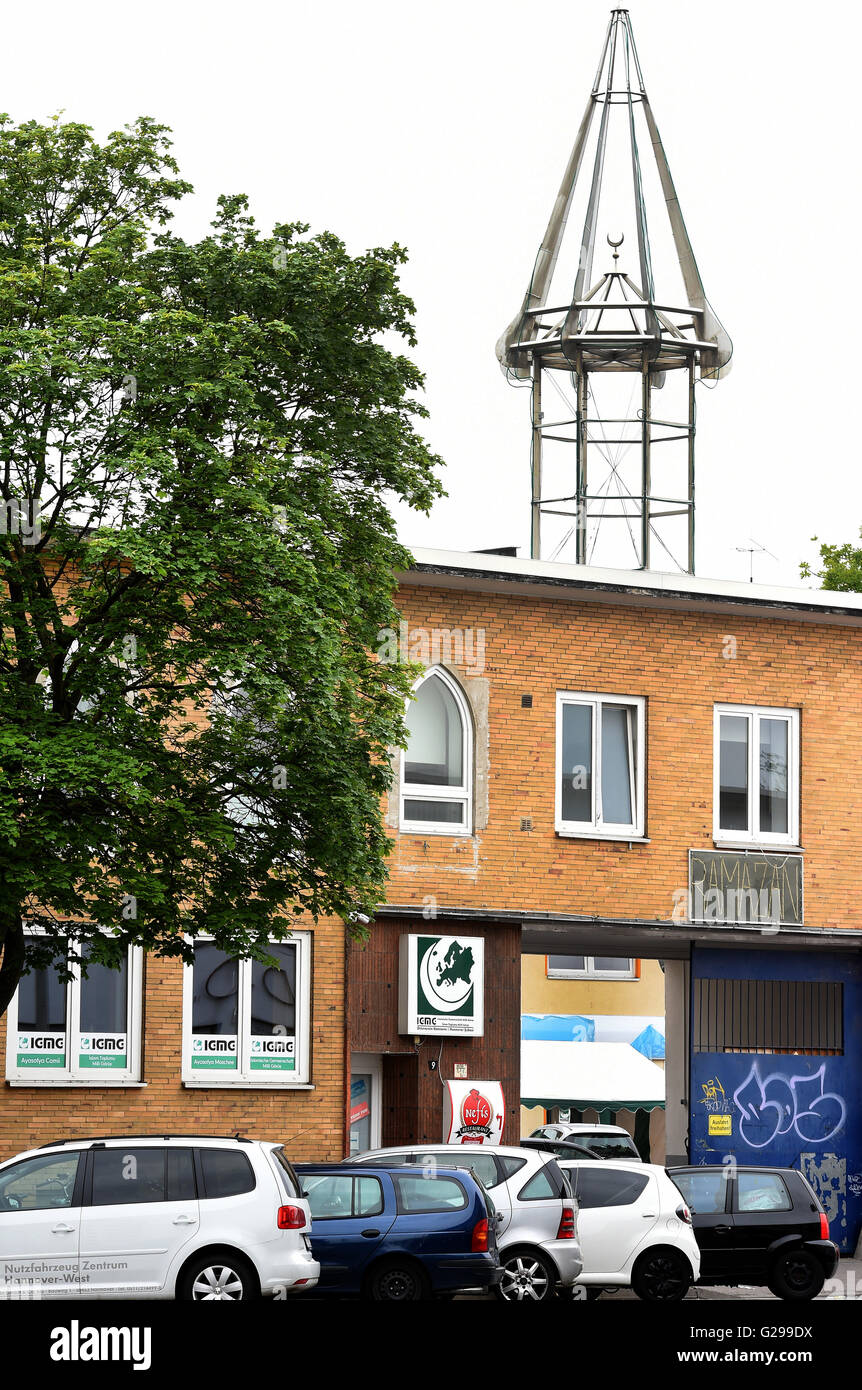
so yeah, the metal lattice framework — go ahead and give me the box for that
[497,8,731,571]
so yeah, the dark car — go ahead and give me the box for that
[295,1163,499,1301]
[668,1165,839,1300]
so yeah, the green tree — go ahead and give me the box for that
[0,114,442,1016]
[801,533,862,592]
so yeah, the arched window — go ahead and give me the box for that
[400,668,472,834]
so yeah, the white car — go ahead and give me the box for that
[531,1122,642,1160]
[0,1134,319,1300]
[558,1159,700,1301]
[353,1143,582,1302]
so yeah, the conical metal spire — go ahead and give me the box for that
[496,9,731,573]
[497,7,731,383]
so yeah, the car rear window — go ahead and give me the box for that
[91,1148,166,1206]
[199,1148,255,1199]
[393,1174,467,1213]
[517,1160,567,1201]
[575,1168,649,1209]
[498,1155,528,1181]
[579,1134,639,1159]
[271,1147,301,1199]
[425,1151,499,1191]
[672,1170,729,1215]
[736,1172,792,1213]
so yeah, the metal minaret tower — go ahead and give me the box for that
[497,8,731,572]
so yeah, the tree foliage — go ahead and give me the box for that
[0,114,443,1014]
[800,532,862,592]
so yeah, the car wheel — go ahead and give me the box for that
[495,1248,556,1303]
[180,1253,258,1301]
[767,1249,825,1301]
[367,1260,428,1302]
[631,1248,691,1302]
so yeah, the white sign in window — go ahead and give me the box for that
[5,937,142,1084]
[182,934,311,1085]
[555,692,645,838]
[714,705,799,846]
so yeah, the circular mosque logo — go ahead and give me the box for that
[419,937,475,1014]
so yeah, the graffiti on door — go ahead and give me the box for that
[732,1063,846,1149]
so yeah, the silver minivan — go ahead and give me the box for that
[353,1144,582,1302]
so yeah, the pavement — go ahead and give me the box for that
[590,1257,862,1301]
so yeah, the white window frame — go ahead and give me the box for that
[713,704,800,847]
[400,667,473,836]
[182,932,312,1088]
[5,933,143,1087]
[546,956,637,981]
[555,691,645,839]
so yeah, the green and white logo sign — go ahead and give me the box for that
[398,934,484,1038]
[190,1034,238,1070]
[78,1033,127,1070]
[250,1035,295,1071]
[16,1032,66,1068]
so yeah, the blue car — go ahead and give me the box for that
[295,1162,499,1301]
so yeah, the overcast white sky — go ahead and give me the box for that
[7,0,862,586]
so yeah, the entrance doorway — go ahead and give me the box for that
[349,1053,382,1155]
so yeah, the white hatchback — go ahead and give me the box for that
[558,1159,701,1301]
[0,1134,319,1300]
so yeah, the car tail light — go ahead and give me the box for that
[820,1212,829,1240]
[471,1218,489,1253]
[556,1202,576,1240]
[278,1205,306,1230]
[675,1203,693,1225]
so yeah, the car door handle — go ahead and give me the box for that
[51,1223,76,1235]
[172,1215,196,1226]
[714,1225,732,1236]
[642,1213,657,1218]
[361,1228,381,1238]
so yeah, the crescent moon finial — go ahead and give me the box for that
[607,232,624,265]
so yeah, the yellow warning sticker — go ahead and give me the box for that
[708,1115,732,1136]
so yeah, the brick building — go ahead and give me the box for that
[346,548,862,1252]
[4,545,862,1254]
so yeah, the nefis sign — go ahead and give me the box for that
[443,1080,505,1145]
[398,934,484,1037]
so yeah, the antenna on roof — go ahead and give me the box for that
[735,538,778,585]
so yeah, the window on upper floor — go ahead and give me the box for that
[714,704,799,846]
[400,668,472,835]
[546,955,637,980]
[555,692,645,839]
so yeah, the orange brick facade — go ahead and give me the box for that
[383,578,862,927]
[0,920,346,1163]
[4,553,862,1170]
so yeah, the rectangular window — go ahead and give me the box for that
[693,978,843,1054]
[556,692,644,837]
[714,705,799,845]
[182,934,311,1086]
[547,955,637,980]
[5,937,142,1085]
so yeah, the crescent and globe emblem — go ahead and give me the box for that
[419,937,475,1013]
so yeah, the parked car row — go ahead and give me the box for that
[0,1131,840,1303]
